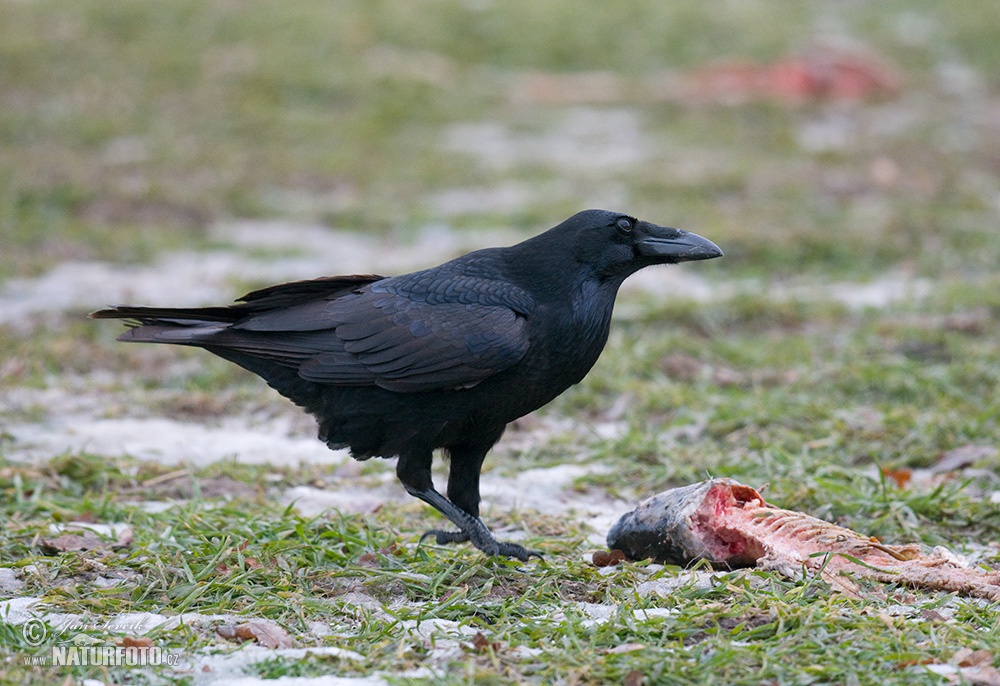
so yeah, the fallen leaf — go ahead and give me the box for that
[964,666,1000,686]
[820,569,862,599]
[942,311,989,335]
[661,353,704,382]
[882,467,912,489]
[952,648,994,668]
[934,445,998,474]
[41,531,105,553]
[469,632,500,653]
[242,620,293,649]
[624,669,646,686]
[119,636,153,648]
[39,527,134,554]
[115,528,134,548]
[919,609,949,623]
[217,620,293,649]
[712,366,748,387]
[356,552,379,568]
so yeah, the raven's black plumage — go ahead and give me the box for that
[91,210,722,560]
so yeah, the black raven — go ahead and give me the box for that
[91,210,722,560]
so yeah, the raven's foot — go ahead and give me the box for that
[406,487,542,561]
[420,526,541,561]
[488,540,543,562]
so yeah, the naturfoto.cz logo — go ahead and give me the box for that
[20,617,181,668]
[25,645,181,667]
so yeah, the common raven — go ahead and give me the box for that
[91,210,722,560]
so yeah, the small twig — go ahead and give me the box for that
[140,468,190,488]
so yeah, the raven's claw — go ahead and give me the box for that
[418,525,542,561]
[420,529,469,545]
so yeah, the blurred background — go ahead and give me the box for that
[2,0,999,284]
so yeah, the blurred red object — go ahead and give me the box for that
[685,48,901,104]
[510,47,900,107]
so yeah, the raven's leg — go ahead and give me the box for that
[395,450,539,562]
[434,437,542,560]
[446,440,489,516]
[416,441,489,546]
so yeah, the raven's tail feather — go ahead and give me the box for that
[90,304,243,324]
[91,306,329,414]
[89,305,237,345]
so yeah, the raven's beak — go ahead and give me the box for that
[636,224,723,263]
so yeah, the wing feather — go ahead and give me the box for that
[197,271,533,392]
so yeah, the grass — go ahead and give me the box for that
[2,0,1000,684]
[1,469,997,684]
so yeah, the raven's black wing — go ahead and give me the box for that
[100,271,533,393]
[234,271,533,392]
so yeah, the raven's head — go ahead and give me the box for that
[565,209,722,281]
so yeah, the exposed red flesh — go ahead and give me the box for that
[608,479,1000,601]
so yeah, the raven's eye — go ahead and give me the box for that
[616,217,633,233]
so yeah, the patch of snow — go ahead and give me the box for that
[823,275,933,308]
[481,462,629,540]
[636,571,716,597]
[443,109,650,172]
[662,272,935,310]
[281,485,401,517]
[481,463,605,512]
[936,61,984,98]
[892,13,937,47]
[189,646,383,686]
[401,617,479,640]
[425,180,568,217]
[134,501,179,513]
[7,415,348,466]
[796,110,858,152]
[0,221,510,329]
[578,604,616,628]
[1,252,260,327]
[0,596,41,623]
[49,521,131,539]
[0,568,24,594]
[545,602,617,629]
[336,593,395,623]
[614,267,718,310]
